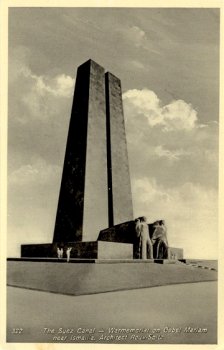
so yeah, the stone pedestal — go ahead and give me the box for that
[7,259,217,296]
[21,241,133,260]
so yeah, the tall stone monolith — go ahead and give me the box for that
[53,59,133,243]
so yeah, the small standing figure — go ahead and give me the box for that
[57,247,63,260]
[66,247,72,262]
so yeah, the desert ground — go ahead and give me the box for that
[7,280,217,344]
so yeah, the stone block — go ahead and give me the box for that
[21,241,133,259]
[98,241,132,259]
[98,220,139,258]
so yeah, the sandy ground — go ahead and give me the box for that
[7,281,217,344]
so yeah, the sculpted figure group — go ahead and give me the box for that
[56,217,168,261]
[135,217,168,259]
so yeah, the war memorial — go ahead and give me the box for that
[20,59,182,261]
[7,60,217,297]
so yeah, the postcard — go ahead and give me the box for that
[1,1,224,349]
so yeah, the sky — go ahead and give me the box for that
[8,7,220,258]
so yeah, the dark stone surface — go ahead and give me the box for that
[7,258,97,263]
[21,244,56,258]
[21,241,133,259]
[98,220,157,242]
[53,59,108,243]
[22,242,98,259]
[53,61,134,244]
[98,220,150,258]
[98,220,136,243]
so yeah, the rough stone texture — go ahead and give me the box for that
[21,241,133,259]
[53,60,108,243]
[105,72,133,226]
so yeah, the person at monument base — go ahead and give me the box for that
[57,247,63,260]
[66,247,72,262]
[135,216,153,259]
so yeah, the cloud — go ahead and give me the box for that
[9,46,75,124]
[8,157,63,257]
[154,145,191,161]
[123,87,218,258]
[23,69,74,98]
[9,157,61,186]
[132,177,172,205]
[132,177,218,259]
[130,25,147,44]
[118,25,159,55]
[123,89,198,131]
[122,25,147,48]
[123,87,218,191]
[129,60,145,70]
[19,70,74,122]
[161,100,197,131]
[8,46,73,169]
[9,46,75,98]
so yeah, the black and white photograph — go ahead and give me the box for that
[1,1,223,347]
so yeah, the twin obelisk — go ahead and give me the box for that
[53,59,133,243]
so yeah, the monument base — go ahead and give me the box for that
[7,259,217,296]
[21,241,183,260]
[21,241,133,259]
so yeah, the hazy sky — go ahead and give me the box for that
[8,7,219,258]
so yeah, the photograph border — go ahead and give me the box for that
[1,1,224,349]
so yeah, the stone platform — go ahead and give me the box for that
[21,241,133,259]
[21,241,183,260]
[9,258,156,263]
[7,259,217,296]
